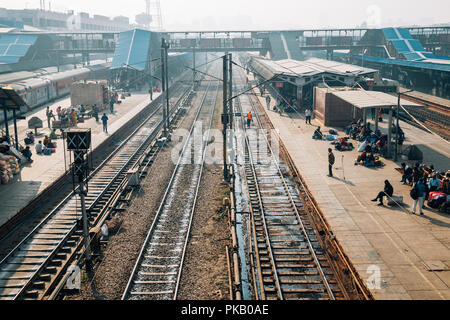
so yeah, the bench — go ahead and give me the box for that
[387,194,404,206]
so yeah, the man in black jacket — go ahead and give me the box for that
[371,180,394,206]
[401,163,413,185]
[328,148,335,177]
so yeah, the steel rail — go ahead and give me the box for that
[122,66,219,300]
[234,69,336,300]
[173,76,220,299]
[0,76,193,300]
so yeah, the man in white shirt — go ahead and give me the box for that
[35,141,43,154]
[305,108,312,124]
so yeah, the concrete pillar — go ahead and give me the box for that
[375,108,379,132]
[387,107,393,158]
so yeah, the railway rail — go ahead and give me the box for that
[399,93,450,141]
[233,69,350,300]
[0,75,195,300]
[122,63,220,300]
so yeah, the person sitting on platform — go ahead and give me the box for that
[312,126,323,140]
[49,129,58,140]
[429,173,441,192]
[371,180,394,206]
[364,153,376,167]
[401,163,413,186]
[356,151,367,164]
[24,131,35,145]
[345,120,356,135]
[35,141,43,154]
[21,146,33,163]
[43,136,55,149]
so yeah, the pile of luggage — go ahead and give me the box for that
[0,154,20,184]
[333,137,354,151]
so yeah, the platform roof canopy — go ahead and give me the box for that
[0,85,27,110]
[332,90,422,109]
[0,34,38,64]
[111,29,151,71]
[251,57,376,81]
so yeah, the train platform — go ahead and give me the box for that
[250,80,450,299]
[0,91,159,230]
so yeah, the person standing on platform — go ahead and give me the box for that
[328,148,335,177]
[70,109,77,126]
[412,178,427,215]
[149,88,153,101]
[110,98,115,114]
[46,107,55,128]
[101,113,109,133]
[266,95,271,110]
[305,108,312,124]
[93,104,99,122]
[246,111,252,128]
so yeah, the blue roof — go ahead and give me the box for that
[355,55,450,73]
[111,29,151,71]
[402,52,425,61]
[382,28,398,40]
[391,39,411,53]
[409,39,425,52]
[0,34,37,64]
[382,28,440,62]
[398,28,414,40]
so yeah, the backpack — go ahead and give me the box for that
[410,187,418,200]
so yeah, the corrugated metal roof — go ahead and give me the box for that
[332,90,422,109]
[355,55,450,73]
[111,29,151,71]
[251,57,376,80]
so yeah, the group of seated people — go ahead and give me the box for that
[35,135,57,155]
[333,137,354,151]
[400,162,450,212]
[355,150,384,167]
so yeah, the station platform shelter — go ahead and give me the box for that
[247,56,376,109]
[247,72,450,300]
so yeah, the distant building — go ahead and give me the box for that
[0,8,131,32]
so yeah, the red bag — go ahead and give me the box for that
[157,87,161,93]
[153,87,156,92]
[429,191,446,201]
[51,148,56,153]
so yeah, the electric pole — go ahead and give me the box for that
[161,38,167,137]
[228,53,233,130]
[164,40,170,133]
[222,54,228,181]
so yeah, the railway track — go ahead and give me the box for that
[0,76,194,300]
[234,71,347,300]
[398,93,450,141]
[122,64,220,300]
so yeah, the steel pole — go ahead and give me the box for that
[79,180,91,270]
[12,109,18,150]
[165,42,170,133]
[193,48,196,85]
[223,55,228,180]
[228,53,233,130]
[394,94,400,162]
[2,106,10,144]
[161,39,167,137]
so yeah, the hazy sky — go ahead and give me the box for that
[4,0,450,30]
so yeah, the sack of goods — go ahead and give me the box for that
[0,154,20,184]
